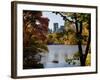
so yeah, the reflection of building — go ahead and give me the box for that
[53,23,58,32]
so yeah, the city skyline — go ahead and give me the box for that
[48,23,64,33]
[42,12,65,30]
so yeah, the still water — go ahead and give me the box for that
[40,45,86,68]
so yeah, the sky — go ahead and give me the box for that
[42,12,65,30]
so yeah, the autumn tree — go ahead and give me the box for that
[53,12,91,66]
[23,11,49,69]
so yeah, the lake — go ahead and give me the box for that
[40,45,86,68]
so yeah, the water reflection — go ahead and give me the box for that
[40,45,86,68]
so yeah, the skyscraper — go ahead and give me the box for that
[53,23,58,32]
[60,25,64,32]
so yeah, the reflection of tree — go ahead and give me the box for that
[53,12,91,66]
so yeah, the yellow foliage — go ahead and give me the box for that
[85,53,91,66]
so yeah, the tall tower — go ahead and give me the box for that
[53,23,58,32]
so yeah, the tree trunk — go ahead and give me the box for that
[75,15,91,66]
[84,15,91,64]
[77,40,85,66]
[75,20,86,66]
